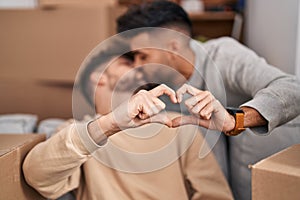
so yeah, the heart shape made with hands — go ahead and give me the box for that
[143,84,229,132]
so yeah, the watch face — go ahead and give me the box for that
[226,107,244,115]
[235,109,244,113]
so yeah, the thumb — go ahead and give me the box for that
[135,113,172,127]
[171,115,201,127]
[151,113,172,127]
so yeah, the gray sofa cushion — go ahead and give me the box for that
[200,128,229,180]
[37,118,66,139]
[229,116,300,200]
[0,114,38,133]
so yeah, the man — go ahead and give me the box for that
[117,1,300,136]
[117,3,300,199]
[23,39,233,199]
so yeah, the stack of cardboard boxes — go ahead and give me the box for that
[0,1,126,120]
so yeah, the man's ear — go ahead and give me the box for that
[90,71,107,86]
[168,39,180,52]
[166,39,180,61]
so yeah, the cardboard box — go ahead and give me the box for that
[0,5,117,120]
[252,144,300,200]
[0,134,46,200]
[38,0,115,7]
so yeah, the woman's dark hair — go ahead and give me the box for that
[117,1,192,36]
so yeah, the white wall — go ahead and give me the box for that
[296,1,300,79]
[0,0,37,8]
[244,0,300,75]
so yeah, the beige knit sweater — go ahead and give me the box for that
[23,114,233,200]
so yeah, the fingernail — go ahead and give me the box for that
[177,97,181,103]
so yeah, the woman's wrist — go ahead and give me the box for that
[98,114,121,137]
[87,114,120,144]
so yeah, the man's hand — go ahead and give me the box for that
[96,84,177,138]
[172,84,235,132]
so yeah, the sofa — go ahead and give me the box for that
[1,113,300,200]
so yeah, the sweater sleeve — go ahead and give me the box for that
[182,128,234,200]
[23,121,105,199]
[215,37,300,134]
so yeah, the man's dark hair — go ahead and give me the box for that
[79,39,133,106]
[117,1,192,36]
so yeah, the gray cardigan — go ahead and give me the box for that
[188,37,300,134]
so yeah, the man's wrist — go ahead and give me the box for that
[224,107,246,136]
[240,106,267,128]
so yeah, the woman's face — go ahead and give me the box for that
[106,56,146,92]
[95,56,146,114]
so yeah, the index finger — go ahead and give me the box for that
[176,84,201,103]
[150,84,177,103]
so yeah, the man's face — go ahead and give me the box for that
[133,48,171,68]
[130,33,180,86]
[131,33,171,67]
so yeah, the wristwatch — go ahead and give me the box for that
[224,107,246,136]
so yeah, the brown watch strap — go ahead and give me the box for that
[225,113,246,136]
